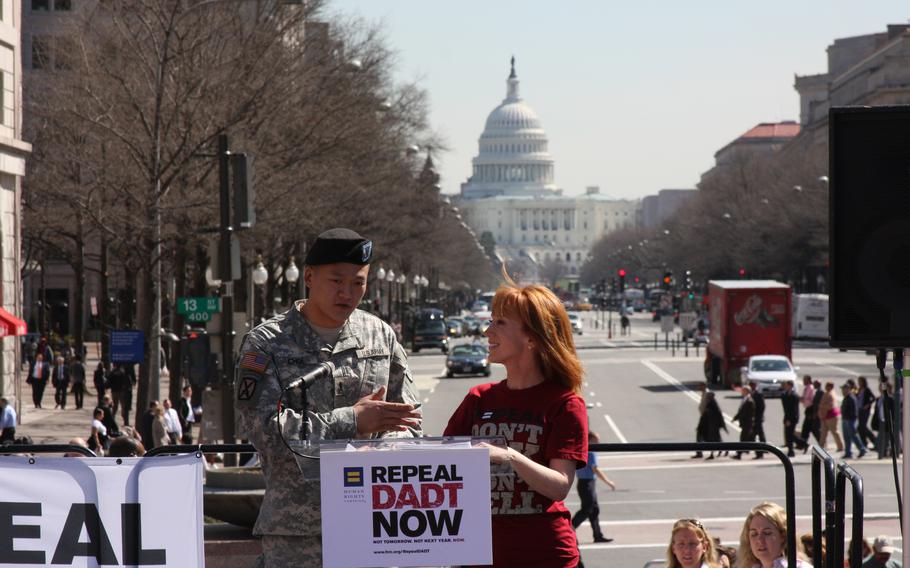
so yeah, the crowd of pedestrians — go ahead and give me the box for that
[17,335,201,456]
[692,373,898,461]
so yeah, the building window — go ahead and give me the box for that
[542,218,548,230]
[497,220,501,229]
[32,0,49,10]
[576,252,581,261]
[54,0,72,10]
[565,252,571,262]
[583,221,588,229]
[522,235,526,243]
[31,36,51,70]
[55,37,75,70]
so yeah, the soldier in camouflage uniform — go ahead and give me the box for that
[235,228,422,567]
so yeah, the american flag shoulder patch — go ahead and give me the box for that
[239,351,269,374]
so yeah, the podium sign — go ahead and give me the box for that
[319,440,493,567]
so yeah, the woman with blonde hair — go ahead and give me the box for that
[445,282,588,567]
[667,518,721,568]
[737,502,812,568]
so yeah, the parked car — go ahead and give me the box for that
[567,313,583,335]
[462,315,481,334]
[412,320,448,353]
[445,317,466,338]
[445,344,491,377]
[740,355,799,397]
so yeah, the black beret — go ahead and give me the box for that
[304,228,373,266]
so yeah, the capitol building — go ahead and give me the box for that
[455,59,639,281]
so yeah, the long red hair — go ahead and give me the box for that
[491,283,584,393]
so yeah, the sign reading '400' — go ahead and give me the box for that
[177,297,221,322]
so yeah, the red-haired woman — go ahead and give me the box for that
[444,283,588,567]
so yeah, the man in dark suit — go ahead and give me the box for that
[732,386,755,459]
[781,380,806,457]
[51,356,70,409]
[70,355,86,409]
[749,381,767,459]
[28,353,50,408]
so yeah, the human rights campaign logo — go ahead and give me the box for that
[344,467,364,487]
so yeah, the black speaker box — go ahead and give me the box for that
[830,106,910,347]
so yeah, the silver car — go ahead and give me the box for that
[740,355,799,397]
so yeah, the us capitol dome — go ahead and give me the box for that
[455,58,639,280]
[460,57,559,199]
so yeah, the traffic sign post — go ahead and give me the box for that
[178,297,221,323]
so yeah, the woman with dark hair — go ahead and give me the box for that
[445,281,588,567]
[702,391,727,460]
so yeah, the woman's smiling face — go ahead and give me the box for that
[484,311,531,365]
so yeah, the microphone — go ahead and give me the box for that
[286,361,335,390]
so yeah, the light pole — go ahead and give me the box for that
[251,254,268,325]
[386,270,396,322]
[376,266,386,318]
[285,256,300,304]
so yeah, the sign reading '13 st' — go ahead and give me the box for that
[177,297,221,323]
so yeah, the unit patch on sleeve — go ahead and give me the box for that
[240,351,269,373]
[237,375,258,401]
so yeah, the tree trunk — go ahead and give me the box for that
[135,265,151,418]
[72,211,86,360]
[168,240,187,404]
[99,233,110,364]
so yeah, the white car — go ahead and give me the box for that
[740,355,799,397]
[567,313,583,335]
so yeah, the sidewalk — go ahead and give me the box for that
[15,343,173,444]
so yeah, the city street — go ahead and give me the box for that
[410,312,903,567]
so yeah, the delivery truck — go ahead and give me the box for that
[791,293,829,340]
[704,280,792,388]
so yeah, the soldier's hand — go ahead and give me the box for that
[353,386,421,436]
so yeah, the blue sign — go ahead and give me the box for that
[110,330,145,363]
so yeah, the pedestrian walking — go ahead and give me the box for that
[856,375,878,451]
[151,404,169,449]
[178,385,195,444]
[162,399,182,445]
[0,396,16,443]
[138,400,159,449]
[701,391,727,459]
[874,379,898,459]
[781,380,807,457]
[732,386,755,459]
[25,337,37,367]
[121,364,136,425]
[693,383,709,458]
[97,394,119,437]
[620,314,630,336]
[571,431,616,543]
[107,363,126,417]
[841,382,867,459]
[52,356,69,409]
[799,376,820,444]
[70,355,86,409]
[27,353,49,408]
[749,381,767,459]
[818,381,844,452]
[88,408,109,455]
[93,361,107,408]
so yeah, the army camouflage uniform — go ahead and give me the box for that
[235,301,421,567]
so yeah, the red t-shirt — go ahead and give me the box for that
[444,379,588,567]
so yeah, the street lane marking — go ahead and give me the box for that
[579,512,897,527]
[641,359,740,432]
[604,414,628,444]
[818,363,860,376]
[576,493,896,506]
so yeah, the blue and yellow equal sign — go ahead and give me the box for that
[344,467,364,487]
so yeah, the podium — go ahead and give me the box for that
[318,436,504,568]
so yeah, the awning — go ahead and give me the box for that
[0,307,27,336]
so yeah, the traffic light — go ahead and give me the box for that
[181,329,211,388]
[739,267,746,278]
[662,271,673,289]
[617,268,626,293]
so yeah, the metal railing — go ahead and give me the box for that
[836,462,864,568]
[591,441,797,568]
[810,444,837,568]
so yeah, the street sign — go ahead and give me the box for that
[178,297,221,322]
[111,330,145,363]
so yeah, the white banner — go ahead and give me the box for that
[0,453,204,567]
[320,444,493,568]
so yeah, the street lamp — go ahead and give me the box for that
[285,256,299,302]
[251,254,268,324]
[386,269,396,320]
[376,266,386,316]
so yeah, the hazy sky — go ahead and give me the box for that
[330,1,909,199]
